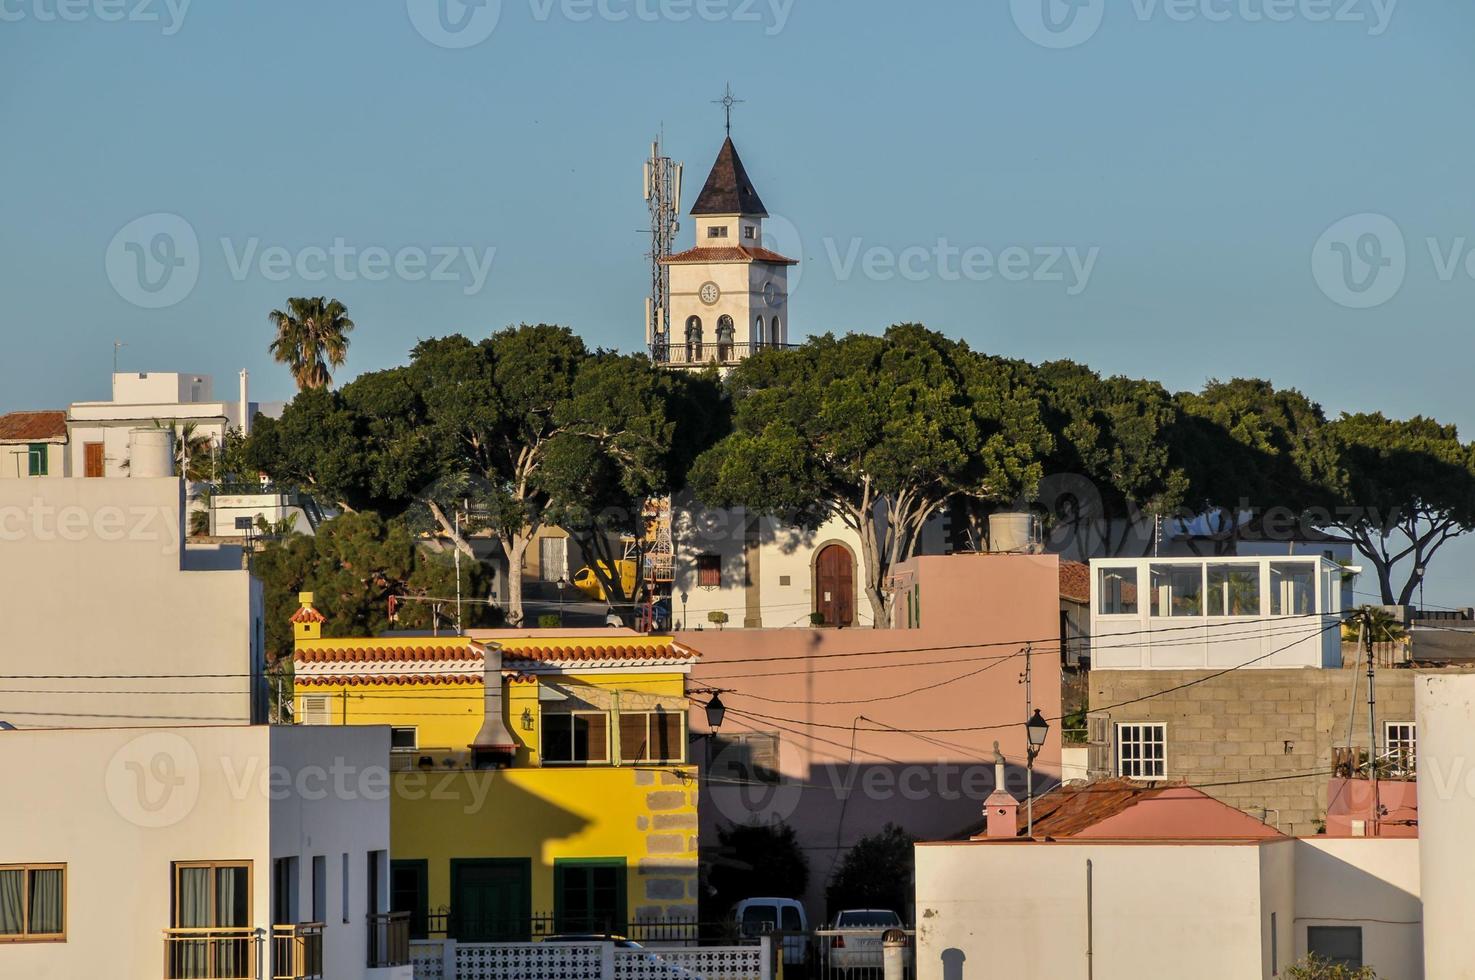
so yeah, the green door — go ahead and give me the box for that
[450,860,531,942]
[554,859,627,936]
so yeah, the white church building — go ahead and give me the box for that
[661,134,947,629]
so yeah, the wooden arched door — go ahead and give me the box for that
[814,544,855,628]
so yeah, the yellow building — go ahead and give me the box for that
[289,594,699,942]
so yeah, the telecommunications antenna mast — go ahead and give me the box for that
[643,133,682,358]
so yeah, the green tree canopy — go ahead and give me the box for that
[691,325,1050,625]
[253,511,496,661]
[824,823,916,919]
[705,821,810,920]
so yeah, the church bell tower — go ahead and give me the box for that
[655,125,797,370]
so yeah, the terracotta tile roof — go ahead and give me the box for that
[957,779,1286,840]
[690,136,769,217]
[662,245,797,266]
[0,410,67,443]
[289,606,327,624]
[295,673,479,687]
[502,643,693,666]
[1059,560,1091,605]
[294,644,474,664]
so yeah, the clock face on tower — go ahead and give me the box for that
[699,281,720,306]
[762,281,781,308]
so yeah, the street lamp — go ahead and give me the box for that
[556,575,569,627]
[1025,709,1049,837]
[704,694,727,732]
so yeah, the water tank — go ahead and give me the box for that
[988,512,1039,553]
[128,428,175,478]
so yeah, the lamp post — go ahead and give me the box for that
[1026,709,1049,837]
[557,575,569,627]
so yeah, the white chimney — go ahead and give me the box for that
[469,644,517,769]
[238,369,250,437]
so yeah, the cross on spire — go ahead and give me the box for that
[713,83,744,136]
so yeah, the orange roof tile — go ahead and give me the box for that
[294,644,474,664]
[1059,560,1091,605]
[289,606,327,624]
[0,410,67,443]
[662,245,797,266]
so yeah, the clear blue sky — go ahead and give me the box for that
[3,0,1473,603]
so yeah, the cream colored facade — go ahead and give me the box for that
[0,724,407,980]
[1415,670,1475,979]
[0,476,265,727]
[914,836,1421,980]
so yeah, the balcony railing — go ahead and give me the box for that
[652,341,795,367]
[368,911,411,968]
[163,927,259,980]
[273,923,325,980]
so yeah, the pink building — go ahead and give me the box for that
[678,552,1064,919]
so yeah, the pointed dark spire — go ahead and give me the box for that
[690,137,769,217]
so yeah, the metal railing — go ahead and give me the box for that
[1333,745,1417,780]
[813,928,916,980]
[369,911,412,968]
[163,927,259,980]
[272,923,324,980]
[652,341,795,367]
[425,909,717,945]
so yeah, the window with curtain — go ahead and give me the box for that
[619,709,685,763]
[541,712,609,764]
[170,862,251,979]
[0,864,65,941]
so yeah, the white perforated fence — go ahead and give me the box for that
[409,939,770,980]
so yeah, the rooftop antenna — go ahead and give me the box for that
[642,129,682,358]
[713,83,744,136]
[113,340,126,375]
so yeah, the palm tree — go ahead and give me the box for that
[268,297,355,391]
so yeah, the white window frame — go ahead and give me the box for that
[1384,721,1416,776]
[1095,566,1139,617]
[707,225,728,239]
[389,727,418,752]
[1116,722,1167,781]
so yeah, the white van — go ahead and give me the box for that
[731,897,808,968]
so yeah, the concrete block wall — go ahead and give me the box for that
[1088,650,1417,835]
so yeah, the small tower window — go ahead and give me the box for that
[707,226,728,239]
[743,226,756,241]
[754,316,765,350]
[770,316,782,348]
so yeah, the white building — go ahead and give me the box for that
[0,470,266,727]
[1089,555,1347,670]
[67,370,267,479]
[0,723,410,980]
[914,780,1422,980]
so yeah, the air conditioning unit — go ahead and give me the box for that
[300,695,330,726]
